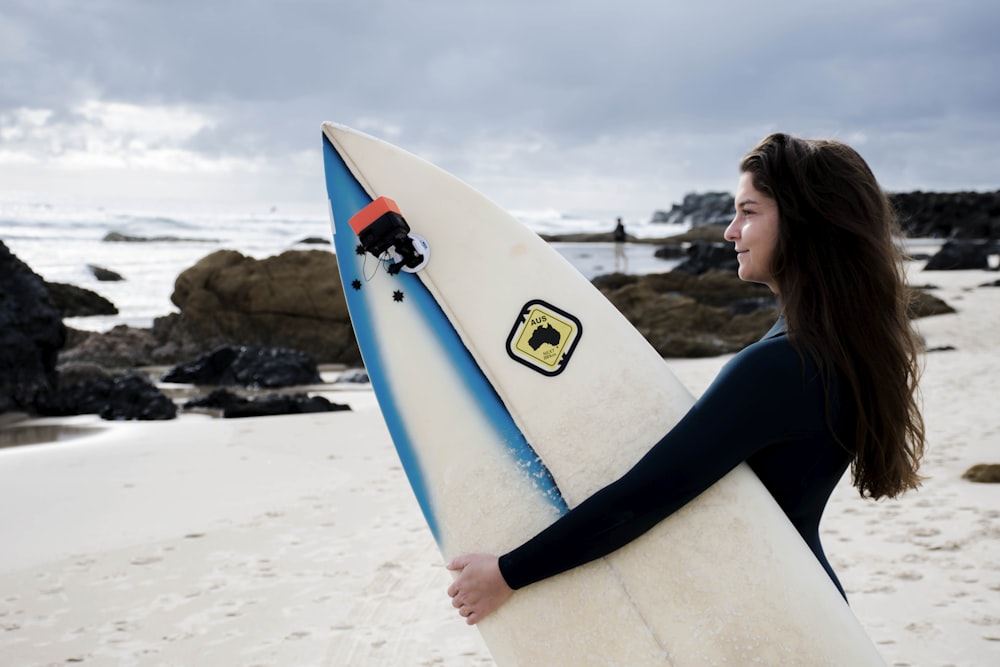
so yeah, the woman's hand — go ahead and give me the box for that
[446,553,513,625]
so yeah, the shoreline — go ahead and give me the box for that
[1,267,998,665]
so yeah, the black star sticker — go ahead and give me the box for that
[392,290,404,303]
[355,244,365,256]
[351,279,362,291]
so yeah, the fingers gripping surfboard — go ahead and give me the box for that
[321,122,886,666]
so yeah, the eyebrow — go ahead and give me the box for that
[737,198,760,208]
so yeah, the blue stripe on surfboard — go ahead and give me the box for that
[322,134,569,545]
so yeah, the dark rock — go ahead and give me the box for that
[103,231,216,243]
[666,224,730,243]
[908,289,957,318]
[157,249,359,364]
[45,282,118,317]
[962,464,1000,483]
[640,190,1000,241]
[161,345,322,388]
[59,325,161,368]
[0,242,67,413]
[671,241,739,275]
[297,237,331,245]
[34,375,113,416]
[891,190,1000,239]
[55,362,113,387]
[631,270,776,312]
[88,264,124,281]
[222,394,348,418]
[590,264,957,358]
[35,371,177,420]
[594,270,778,357]
[184,388,245,412]
[651,192,735,227]
[652,225,731,265]
[924,240,992,270]
[162,347,240,385]
[590,273,637,292]
[99,373,177,420]
[539,231,620,243]
[651,245,686,260]
[641,190,1000,240]
[184,389,349,418]
[57,249,362,367]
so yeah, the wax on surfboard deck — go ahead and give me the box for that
[321,122,886,666]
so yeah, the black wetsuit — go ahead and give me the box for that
[498,317,855,598]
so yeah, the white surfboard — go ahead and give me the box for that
[321,122,885,666]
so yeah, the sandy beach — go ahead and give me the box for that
[1,267,998,666]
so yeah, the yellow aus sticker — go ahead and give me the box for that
[506,300,582,376]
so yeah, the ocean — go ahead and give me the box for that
[1,194,690,333]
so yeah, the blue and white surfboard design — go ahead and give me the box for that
[323,135,568,550]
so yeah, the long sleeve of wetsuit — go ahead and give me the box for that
[498,333,837,591]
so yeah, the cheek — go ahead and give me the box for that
[761,220,781,256]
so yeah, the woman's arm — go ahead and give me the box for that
[446,336,825,622]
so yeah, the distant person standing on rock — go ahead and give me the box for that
[613,217,627,272]
[613,217,626,242]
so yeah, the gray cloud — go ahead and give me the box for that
[1,0,998,215]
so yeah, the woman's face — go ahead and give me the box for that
[725,172,781,294]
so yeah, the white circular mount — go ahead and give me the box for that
[388,233,430,273]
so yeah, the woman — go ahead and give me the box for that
[447,133,925,625]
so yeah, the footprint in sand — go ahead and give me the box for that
[130,555,164,566]
[910,526,941,538]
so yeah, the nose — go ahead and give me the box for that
[724,216,740,242]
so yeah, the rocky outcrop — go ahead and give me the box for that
[0,242,67,413]
[297,237,332,246]
[60,325,162,368]
[892,190,1000,239]
[88,264,124,281]
[46,282,118,317]
[962,464,1000,483]
[652,192,735,227]
[908,288,956,318]
[669,240,739,275]
[103,231,216,243]
[184,389,349,418]
[593,269,955,358]
[646,190,1000,240]
[153,249,359,364]
[593,270,779,357]
[56,250,358,370]
[924,240,998,271]
[35,370,177,420]
[161,346,322,388]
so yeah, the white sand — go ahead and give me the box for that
[1,268,998,666]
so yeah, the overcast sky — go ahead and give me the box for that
[1,0,998,218]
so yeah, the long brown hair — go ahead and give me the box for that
[740,133,924,499]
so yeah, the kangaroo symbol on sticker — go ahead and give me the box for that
[506,300,582,376]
